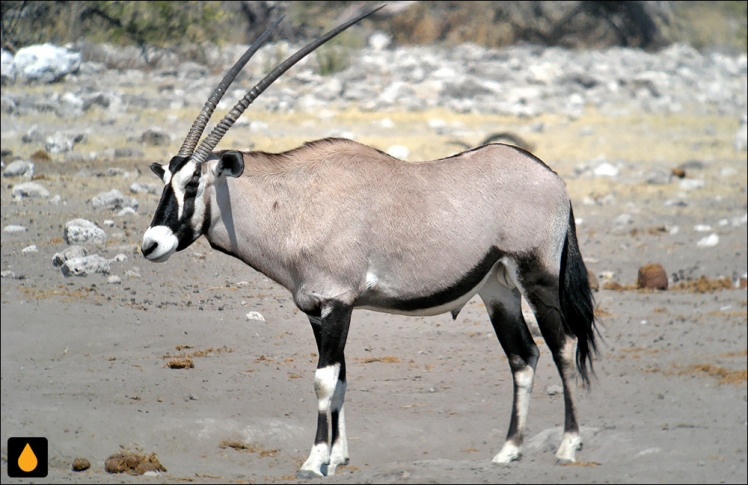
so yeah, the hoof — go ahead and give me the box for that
[492,442,522,464]
[295,469,324,479]
[555,457,576,465]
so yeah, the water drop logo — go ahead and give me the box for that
[8,437,48,477]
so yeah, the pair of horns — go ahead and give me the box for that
[179,4,385,166]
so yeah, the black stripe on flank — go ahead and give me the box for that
[381,247,504,313]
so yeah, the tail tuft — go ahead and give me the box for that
[559,206,598,386]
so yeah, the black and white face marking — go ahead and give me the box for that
[141,151,245,262]
[141,155,209,262]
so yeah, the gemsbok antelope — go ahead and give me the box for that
[141,5,598,478]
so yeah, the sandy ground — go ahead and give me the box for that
[1,102,747,484]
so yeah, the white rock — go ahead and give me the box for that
[246,311,266,322]
[734,114,747,152]
[2,160,34,177]
[679,178,705,190]
[52,245,88,266]
[1,49,16,84]
[92,189,138,210]
[12,182,49,198]
[592,162,619,177]
[3,224,27,233]
[696,233,719,248]
[117,207,137,217]
[12,43,81,83]
[64,219,106,245]
[387,145,410,160]
[21,245,38,254]
[61,254,111,276]
[368,31,392,51]
[693,224,711,232]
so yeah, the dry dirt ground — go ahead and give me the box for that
[1,98,747,483]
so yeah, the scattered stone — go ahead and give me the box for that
[45,132,77,154]
[21,245,38,254]
[1,49,15,84]
[52,245,88,266]
[592,162,619,177]
[546,384,563,396]
[140,127,171,146]
[129,182,161,195]
[91,189,138,211]
[3,224,27,233]
[637,263,668,290]
[103,167,133,177]
[113,147,145,159]
[110,253,128,263]
[2,160,34,177]
[246,311,266,322]
[72,457,91,471]
[613,213,633,226]
[387,145,410,160]
[108,275,122,285]
[679,178,705,190]
[1,270,17,279]
[11,43,82,83]
[696,233,719,248]
[646,168,672,185]
[12,181,49,198]
[125,269,141,278]
[117,207,138,217]
[61,254,111,277]
[368,31,392,51]
[735,114,747,152]
[64,219,106,245]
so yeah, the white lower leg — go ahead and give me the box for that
[493,366,535,464]
[556,432,581,463]
[555,338,581,463]
[299,365,340,476]
[327,382,348,475]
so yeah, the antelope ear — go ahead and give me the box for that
[214,151,244,179]
[150,163,166,180]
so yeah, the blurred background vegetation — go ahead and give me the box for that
[2,1,746,56]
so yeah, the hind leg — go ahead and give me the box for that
[479,277,540,463]
[521,272,582,463]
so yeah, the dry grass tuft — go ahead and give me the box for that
[354,355,402,364]
[219,440,278,457]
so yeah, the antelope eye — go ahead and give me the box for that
[186,173,200,188]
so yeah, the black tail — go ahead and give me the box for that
[559,205,598,386]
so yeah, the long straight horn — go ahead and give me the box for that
[176,16,284,158]
[190,4,386,165]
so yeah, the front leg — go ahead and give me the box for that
[297,302,352,478]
